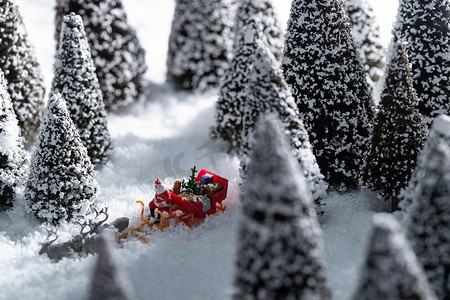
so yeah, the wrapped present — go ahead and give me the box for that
[203,182,224,199]
[200,173,214,185]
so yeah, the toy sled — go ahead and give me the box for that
[119,169,228,243]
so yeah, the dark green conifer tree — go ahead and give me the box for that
[233,0,283,61]
[343,0,385,87]
[405,139,450,300]
[25,94,98,225]
[0,0,46,142]
[52,13,111,166]
[55,0,147,110]
[392,0,449,125]
[352,215,437,300]
[166,0,234,91]
[282,0,374,189]
[0,69,26,209]
[364,41,427,208]
[234,117,330,300]
[239,44,327,202]
[212,17,264,152]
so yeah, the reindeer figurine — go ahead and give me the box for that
[39,207,129,261]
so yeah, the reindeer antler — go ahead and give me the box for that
[41,223,59,245]
[77,206,109,237]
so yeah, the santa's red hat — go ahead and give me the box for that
[155,178,163,185]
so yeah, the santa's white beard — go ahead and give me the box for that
[155,183,166,194]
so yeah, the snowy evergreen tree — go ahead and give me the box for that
[55,0,147,111]
[234,117,330,300]
[212,17,264,152]
[88,232,134,300]
[282,0,374,189]
[52,13,111,166]
[233,0,284,61]
[399,114,450,213]
[0,0,46,143]
[0,69,26,209]
[25,93,98,225]
[404,139,450,300]
[166,0,234,91]
[239,44,327,202]
[352,214,437,300]
[392,0,450,125]
[343,0,385,87]
[364,41,427,207]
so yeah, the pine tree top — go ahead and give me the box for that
[233,0,283,60]
[89,231,134,300]
[352,214,437,300]
[405,139,450,299]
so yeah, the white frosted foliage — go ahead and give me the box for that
[0,68,26,209]
[25,93,98,224]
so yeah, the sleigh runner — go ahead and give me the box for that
[120,168,228,243]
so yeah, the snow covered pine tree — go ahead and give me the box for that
[25,94,98,225]
[282,0,374,189]
[55,0,147,110]
[0,69,26,209]
[0,0,46,143]
[352,215,437,300]
[88,232,134,300]
[213,17,268,152]
[392,0,450,125]
[234,117,330,300]
[233,0,284,61]
[52,13,111,166]
[399,114,450,213]
[239,44,327,203]
[404,139,450,300]
[343,0,385,87]
[166,0,234,91]
[364,41,427,210]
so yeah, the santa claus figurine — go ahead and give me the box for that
[149,178,173,223]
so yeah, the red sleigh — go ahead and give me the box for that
[120,169,228,243]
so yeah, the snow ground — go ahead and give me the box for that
[1,1,399,299]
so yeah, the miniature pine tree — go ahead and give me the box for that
[52,13,111,166]
[233,0,284,61]
[25,93,98,225]
[234,117,330,300]
[0,69,26,209]
[392,0,449,125]
[351,214,437,300]
[88,231,134,300]
[212,17,264,152]
[55,0,147,111]
[399,114,450,213]
[343,0,385,87]
[166,0,234,91]
[282,0,374,189]
[0,0,46,143]
[364,41,427,208]
[404,140,450,300]
[239,44,327,202]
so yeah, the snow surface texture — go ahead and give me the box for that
[2,0,399,299]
